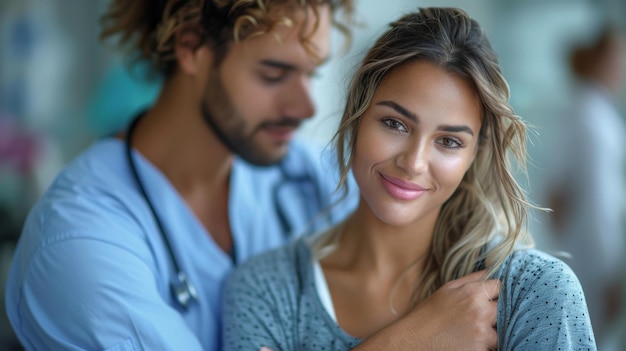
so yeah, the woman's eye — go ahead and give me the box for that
[382,118,407,132]
[439,137,462,149]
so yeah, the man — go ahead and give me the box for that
[5,1,500,350]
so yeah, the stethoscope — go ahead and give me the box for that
[124,113,330,309]
[274,163,324,237]
[125,114,198,310]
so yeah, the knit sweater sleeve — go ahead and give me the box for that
[222,242,302,351]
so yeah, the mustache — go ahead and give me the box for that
[257,118,302,129]
[239,117,303,148]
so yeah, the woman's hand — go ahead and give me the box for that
[408,270,500,350]
[354,270,500,350]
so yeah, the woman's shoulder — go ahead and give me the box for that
[497,248,589,319]
[495,250,596,348]
[226,238,312,293]
[503,248,565,267]
[498,248,580,288]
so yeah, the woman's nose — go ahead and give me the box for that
[396,140,428,176]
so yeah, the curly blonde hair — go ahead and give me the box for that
[316,7,538,306]
[100,0,354,76]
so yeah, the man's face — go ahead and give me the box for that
[201,5,332,166]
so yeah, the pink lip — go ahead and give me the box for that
[379,173,427,201]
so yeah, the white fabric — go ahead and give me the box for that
[313,259,338,322]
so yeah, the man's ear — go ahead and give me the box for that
[175,29,213,75]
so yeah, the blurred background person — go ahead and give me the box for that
[540,24,626,351]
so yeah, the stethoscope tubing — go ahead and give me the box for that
[124,114,197,310]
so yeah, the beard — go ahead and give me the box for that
[200,69,302,166]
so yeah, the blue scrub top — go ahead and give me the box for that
[5,138,357,351]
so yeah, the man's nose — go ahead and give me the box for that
[281,76,316,119]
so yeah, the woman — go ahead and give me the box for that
[222,7,596,350]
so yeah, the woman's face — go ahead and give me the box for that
[352,60,483,227]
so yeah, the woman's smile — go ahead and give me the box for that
[379,173,428,201]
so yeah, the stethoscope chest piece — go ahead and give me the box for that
[171,272,198,310]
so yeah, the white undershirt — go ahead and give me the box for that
[313,259,337,322]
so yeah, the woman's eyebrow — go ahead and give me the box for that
[437,124,475,136]
[376,100,418,122]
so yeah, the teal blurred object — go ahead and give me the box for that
[86,60,162,137]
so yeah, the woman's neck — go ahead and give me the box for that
[331,202,438,279]
[319,201,440,338]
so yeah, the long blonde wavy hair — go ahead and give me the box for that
[100,0,354,76]
[315,7,537,306]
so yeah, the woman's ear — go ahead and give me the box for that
[175,29,213,75]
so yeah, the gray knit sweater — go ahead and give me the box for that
[222,237,596,350]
